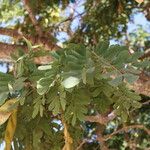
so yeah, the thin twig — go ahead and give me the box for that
[76,139,87,150]
[143,99,150,105]
[55,12,85,28]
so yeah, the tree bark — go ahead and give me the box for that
[0,42,26,62]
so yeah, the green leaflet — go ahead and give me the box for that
[11,77,27,92]
[65,89,91,125]
[59,86,66,111]
[0,92,9,106]
[33,129,43,150]
[32,96,45,118]
[37,82,50,95]
[51,51,60,60]
[112,50,129,67]
[38,118,53,137]
[0,72,14,105]
[62,76,80,89]
[36,69,56,95]
[108,76,123,87]
[46,86,66,115]
[108,73,139,86]
[38,65,52,70]
[48,96,60,115]
[0,72,14,81]
[133,60,150,68]
[103,45,123,60]
[123,73,139,84]
[95,41,109,55]
[94,96,112,113]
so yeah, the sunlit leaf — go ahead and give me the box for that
[62,76,80,89]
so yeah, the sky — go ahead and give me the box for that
[0,1,150,149]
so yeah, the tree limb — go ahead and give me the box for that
[0,28,21,40]
[23,0,43,36]
[23,0,60,50]
[85,111,116,125]
[142,99,150,105]
[139,48,150,59]
[0,42,26,62]
[0,0,61,51]
[0,27,59,50]
[103,125,150,141]
[0,42,52,64]
[76,139,87,150]
[62,117,73,150]
[23,0,60,48]
[96,124,109,150]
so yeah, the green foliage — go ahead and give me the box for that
[0,72,14,105]
[0,0,149,148]
[1,36,149,149]
[0,0,23,23]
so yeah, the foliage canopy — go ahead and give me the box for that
[0,0,149,150]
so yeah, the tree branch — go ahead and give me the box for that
[55,12,85,28]
[0,27,60,50]
[23,0,43,36]
[62,117,73,150]
[0,42,52,64]
[0,28,21,39]
[0,42,26,62]
[23,1,60,50]
[142,99,150,105]
[75,139,87,150]
[103,125,150,141]
[85,111,116,125]
[96,124,109,150]
[139,49,150,59]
